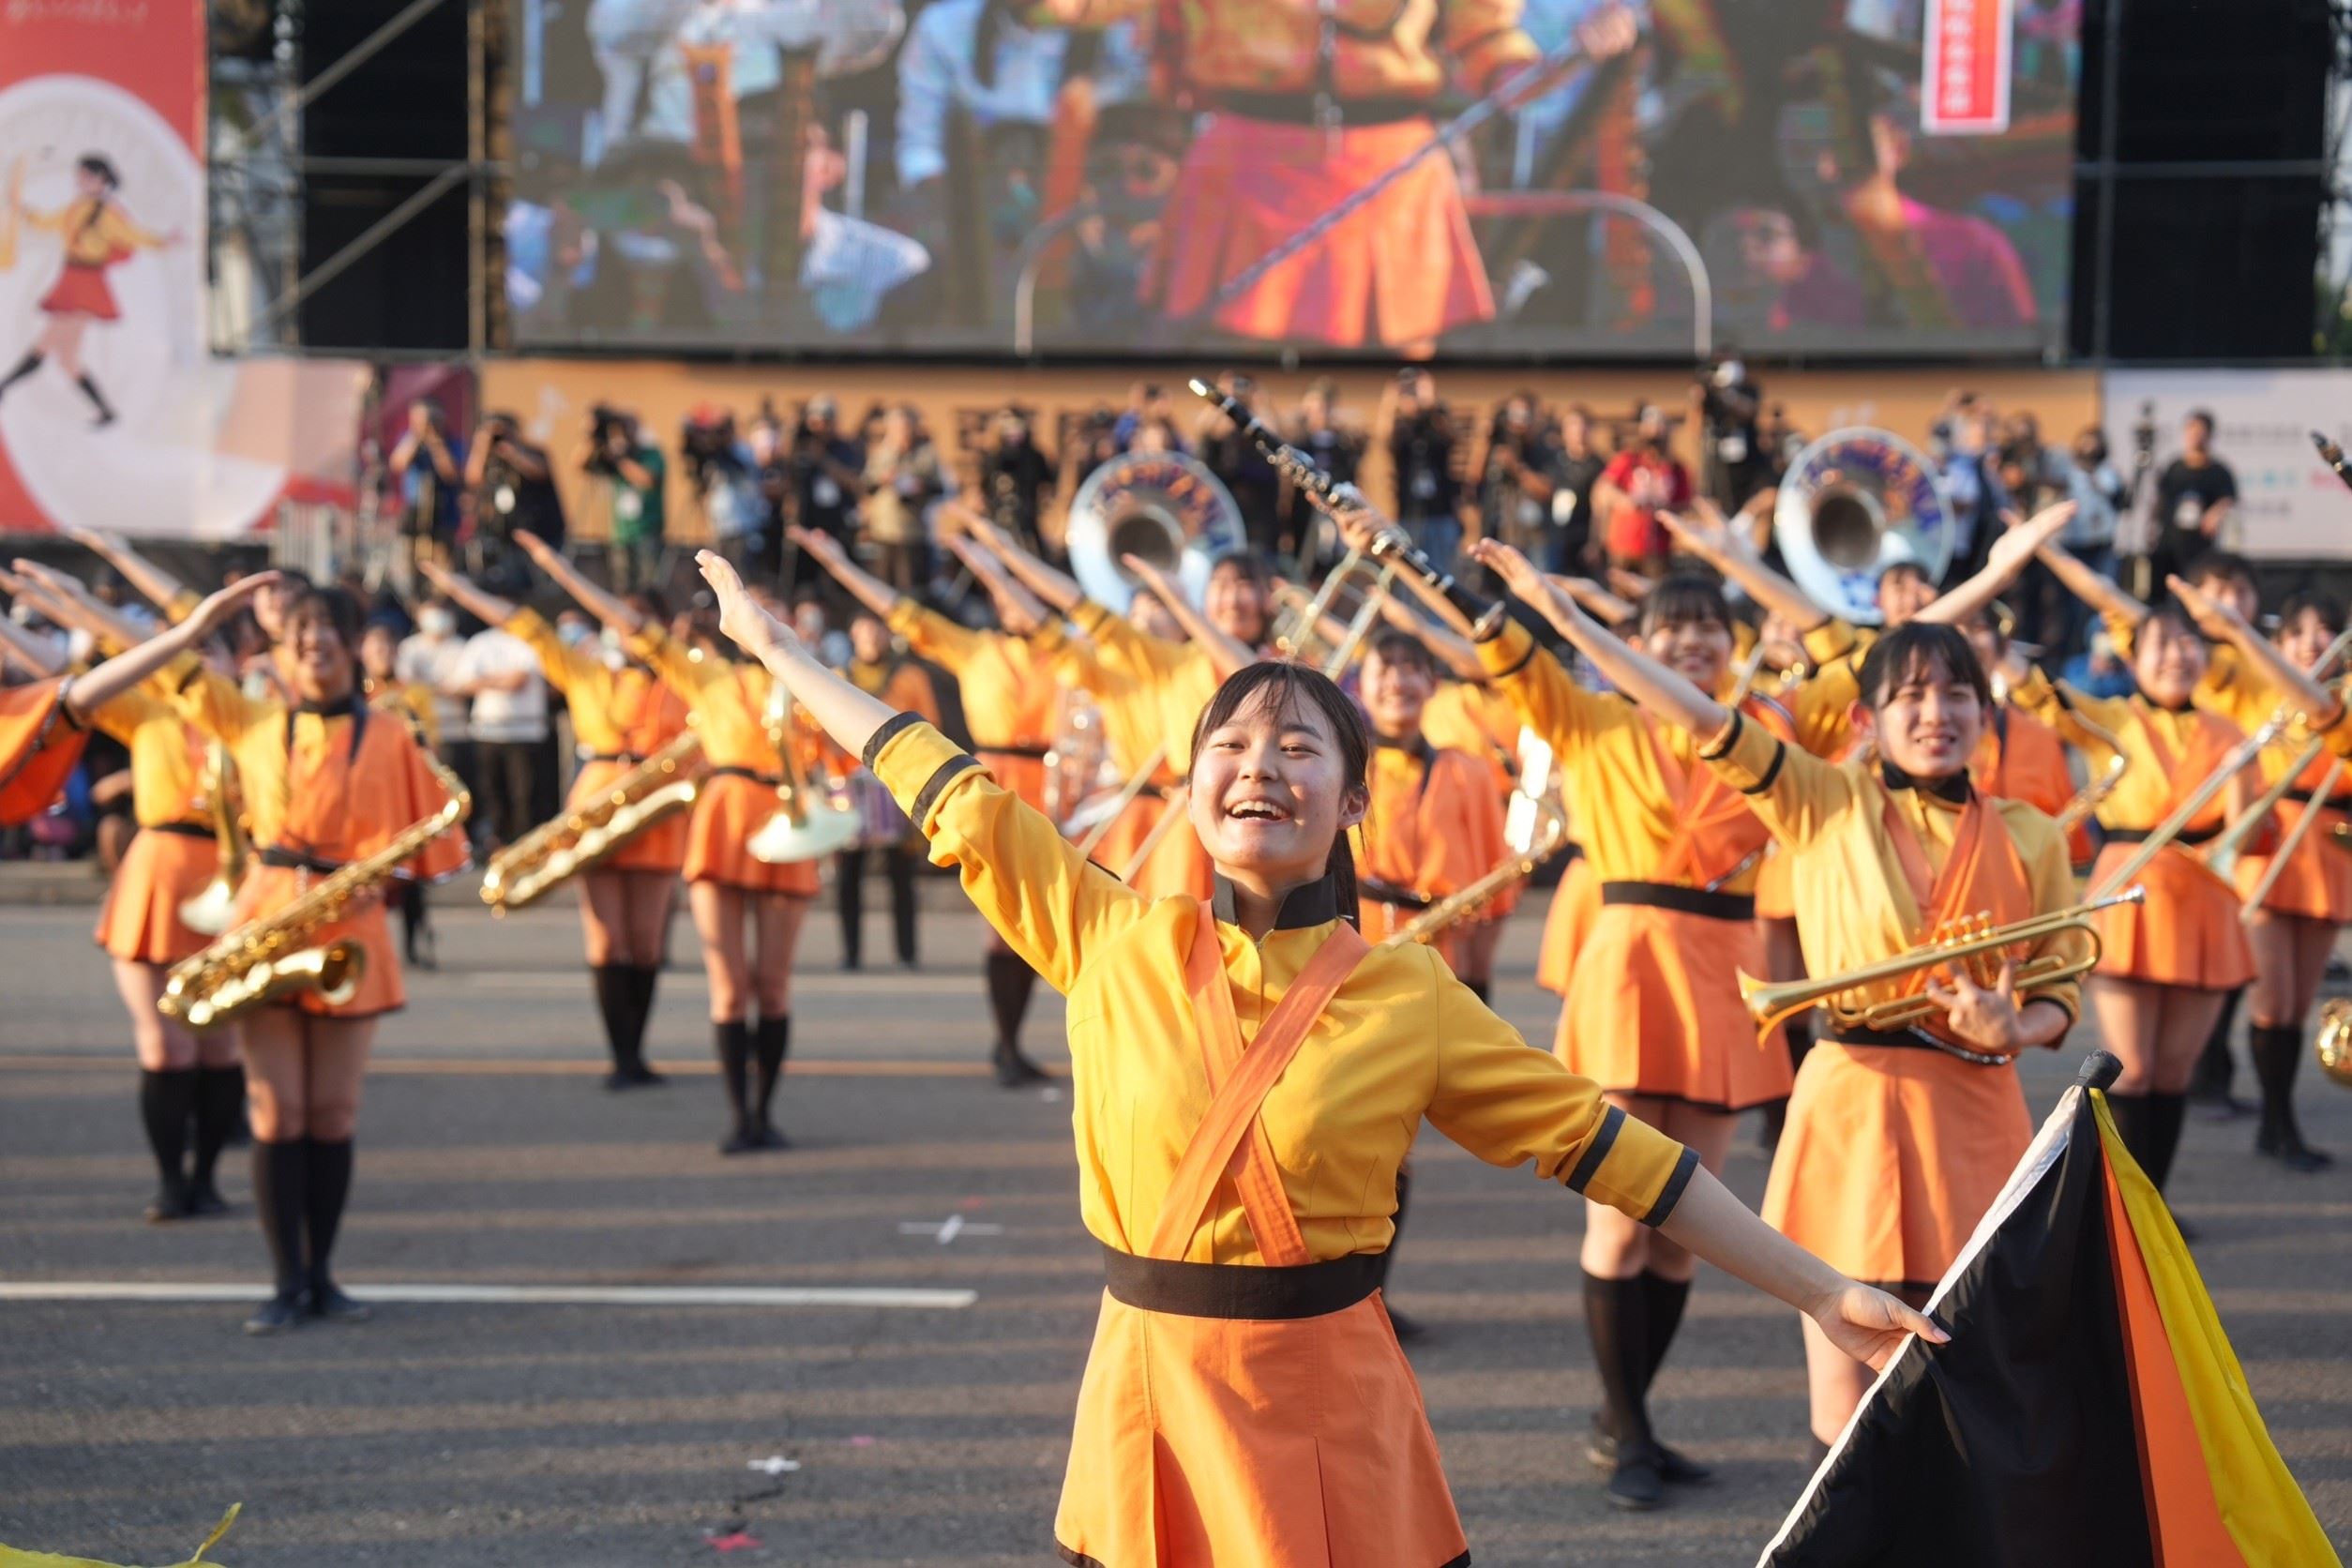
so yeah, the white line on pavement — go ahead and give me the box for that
[0,1282,976,1308]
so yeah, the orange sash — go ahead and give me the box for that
[1646,706,1774,886]
[0,678,87,826]
[1878,784,2035,1006]
[1147,906,1372,1266]
[2135,704,2234,830]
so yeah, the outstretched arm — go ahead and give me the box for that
[1661,498,1832,632]
[944,535,1049,636]
[1124,553,1252,678]
[1470,539,1728,740]
[65,529,194,621]
[1913,502,2077,627]
[49,574,277,721]
[950,502,1086,615]
[789,523,903,623]
[415,559,520,628]
[0,598,67,676]
[2171,573,2344,725]
[514,529,645,637]
[1546,573,1636,627]
[6,561,156,655]
[2037,535,2148,631]
[1374,591,1485,682]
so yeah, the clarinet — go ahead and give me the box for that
[1185,379,1507,640]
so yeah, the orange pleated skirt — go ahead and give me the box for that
[1055,1289,1467,1568]
[681,772,822,897]
[1762,1042,2031,1289]
[2088,841,2255,990]
[2232,801,2352,924]
[93,825,218,965]
[566,757,689,876]
[1557,893,1792,1110]
[226,862,407,1019]
[1533,852,1597,998]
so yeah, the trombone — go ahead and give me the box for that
[2091,712,2290,899]
[1273,553,1398,676]
[1737,889,2143,1061]
[2051,703,2131,837]
[2241,755,2344,919]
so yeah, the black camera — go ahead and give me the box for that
[584,405,632,475]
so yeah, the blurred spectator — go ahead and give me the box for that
[982,408,1057,553]
[1932,400,2011,590]
[681,404,764,576]
[1286,379,1364,567]
[1113,383,1183,453]
[2150,410,2237,594]
[790,590,852,669]
[865,404,945,595]
[1195,372,1281,561]
[578,406,667,593]
[395,596,475,806]
[788,396,866,591]
[1545,404,1606,575]
[2063,626,2138,701]
[464,413,565,580]
[390,400,465,570]
[1380,369,1466,575]
[2051,424,2130,652]
[1596,402,1691,579]
[1479,390,1561,564]
[1691,354,1769,510]
[449,620,550,852]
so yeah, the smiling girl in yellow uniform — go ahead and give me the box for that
[691,547,1940,1568]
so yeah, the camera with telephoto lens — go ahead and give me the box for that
[583,404,632,476]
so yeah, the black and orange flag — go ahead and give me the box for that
[1761,1052,2338,1568]
[0,675,86,826]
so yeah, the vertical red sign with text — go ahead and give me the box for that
[1922,0,2014,136]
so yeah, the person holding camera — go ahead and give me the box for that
[578,407,667,594]
[1689,355,1768,512]
[786,397,866,594]
[464,414,564,583]
[389,400,466,577]
[1379,369,1467,576]
[680,405,764,580]
[982,407,1057,557]
[862,404,944,596]
[2150,410,2238,597]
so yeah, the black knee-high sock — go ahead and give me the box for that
[625,965,661,1069]
[889,848,918,965]
[2140,1093,2188,1192]
[302,1138,354,1290]
[250,1139,309,1300]
[1637,1271,1691,1395]
[2250,1022,2315,1152]
[191,1064,243,1189]
[837,849,865,967]
[589,966,637,1069]
[1583,1271,1652,1450]
[2190,988,2243,1102]
[752,1015,791,1126]
[0,351,42,397]
[984,949,1037,1053]
[137,1067,197,1196]
[1372,1165,1413,1293]
[77,373,114,424]
[715,1019,751,1128]
[2104,1091,2148,1168]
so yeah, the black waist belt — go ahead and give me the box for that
[1601,882,1756,921]
[2287,788,2352,812]
[709,765,784,787]
[581,750,645,765]
[2103,824,2221,846]
[975,742,1051,761]
[1825,1026,2001,1058]
[145,822,215,841]
[260,845,345,874]
[1100,1244,1384,1320]
[1216,93,1431,127]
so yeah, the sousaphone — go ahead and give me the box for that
[1772,429,1956,626]
[1064,450,1247,613]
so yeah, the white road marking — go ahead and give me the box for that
[897,1215,1004,1244]
[0,1282,975,1308]
[747,1456,801,1476]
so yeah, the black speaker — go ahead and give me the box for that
[294,0,474,349]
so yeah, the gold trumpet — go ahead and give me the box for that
[746,682,860,864]
[2315,999,2352,1088]
[1737,889,2142,1044]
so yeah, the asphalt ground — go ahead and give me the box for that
[2,891,2347,1567]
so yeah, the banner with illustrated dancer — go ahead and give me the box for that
[0,2,364,538]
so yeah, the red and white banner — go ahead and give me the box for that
[0,1,364,537]
[1922,0,2014,136]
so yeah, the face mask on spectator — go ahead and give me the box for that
[419,608,457,638]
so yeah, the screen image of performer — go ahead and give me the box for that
[690,543,1939,1566]
[521,532,818,1153]
[419,555,689,1090]
[1473,553,2081,1459]
[1025,1,1636,350]
[0,566,246,1227]
[59,575,469,1335]
[791,524,1061,1086]
[0,154,182,427]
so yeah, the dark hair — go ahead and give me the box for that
[280,586,367,685]
[1207,550,1269,592]
[2184,550,2255,595]
[2274,589,2345,641]
[78,155,119,189]
[1186,662,1370,926]
[1855,622,1993,713]
[1877,560,1933,593]
[1636,571,1733,640]
[1364,626,1436,678]
[2186,408,2217,431]
[2142,601,2209,647]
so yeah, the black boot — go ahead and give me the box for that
[837,849,865,970]
[1583,1270,1663,1510]
[245,1139,309,1334]
[2188,988,2249,1117]
[0,350,42,400]
[1374,1165,1421,1340]
[748,1016,792,1149]
[137,1067,197,1222]
[2140,1093,2188,1194]
[2251,1022,2331,1172]
[592,965,658,1088]
[77,372,115,428]
[1637,1272,1710,1483]
[302,1138,368,1321]
[715,1018,755,1153]
[889,846,919,969]
[220,1062,250,1148]
[188,1064,243,1214]
[623,965,665,1083]
[985,949,1048,1086]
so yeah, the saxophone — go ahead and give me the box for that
[159,720,471,1031]
[1378,731,1571,950]
[481,731,704,914]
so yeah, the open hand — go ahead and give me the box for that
[1467,536,1549,604]
[1659,498,1754,567]
[1984,501,2077,584]
[185,572,280,637]
[696,550,794,664]
[1809,1281,1948,1371]
[787,524,849,571]
[2165,573,2243,641]
[1922,956,2025,1057]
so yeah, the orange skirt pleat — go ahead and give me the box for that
[1054,1289,1467,1568]
[228,863,406,1018]
[2089,842,2255,990]
[94,828,219,965]
[681,773,822,897]
[566,758,689,876]
[1557,901,1792,1109]
[2232,801,2352,924]
[1762,1043,2032,1289]
[1533,854,1597,998]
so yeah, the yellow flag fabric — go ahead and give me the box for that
[0,1505,239,1568]
[2094,1097,2341,1568]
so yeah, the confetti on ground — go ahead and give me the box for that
[705,1529,761,1553]
[746,1455,800,1477]
[846,1435,877,1447]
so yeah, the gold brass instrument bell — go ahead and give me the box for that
[176,740,249,936]
[2315,1000,2352,1088]
[746,684,861,865]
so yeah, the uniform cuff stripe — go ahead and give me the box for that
[1644,1146,1702,1229]
[1566,1104,1625,1194]
[912,755,980,825]
[860,710,924,774]
[1734,739,1787,796]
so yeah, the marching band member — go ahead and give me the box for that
[2007,570,2341,1198]
[418,556,688,1089]
[834,602,943,972]
[59,574,468,1334]
[1476,540,2080,1461]
[692,544,1939,1567]
[788,525,1061,1085]
[0,567,243,1223]
[1954,606,2095,866]
[520,533,813,1153]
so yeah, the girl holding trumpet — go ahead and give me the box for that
[688,543,1940,1567]
[516,531,818,1153]
[1467,534,2089,1461]
[415,554,689,1090]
